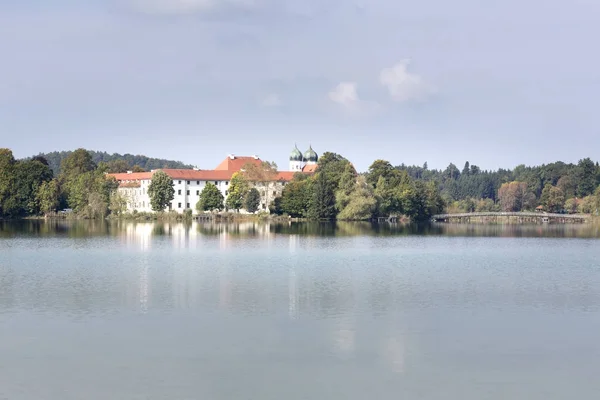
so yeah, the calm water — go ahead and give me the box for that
[1,220,600,399]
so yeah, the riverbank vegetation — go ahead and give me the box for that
[2,146,600,220]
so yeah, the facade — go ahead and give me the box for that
[110,148,318,214]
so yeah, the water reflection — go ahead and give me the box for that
[2,222,600,399]
[3,219,600,240]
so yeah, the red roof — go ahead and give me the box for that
[108,155,315,184]
[109,172,153,180]
[214,156,262,171]
[302,164,318,173]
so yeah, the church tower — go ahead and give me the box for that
[303,145,318,165]
[289,144,305,171]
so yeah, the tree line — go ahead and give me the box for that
[1,148,118,219]
[4,146,600,220]
[396,158,600,214]
[35,150,193,176]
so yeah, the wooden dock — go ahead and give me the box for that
[431,212,589,224]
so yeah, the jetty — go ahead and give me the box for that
[431,212,589,224]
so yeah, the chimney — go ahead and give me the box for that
[253,155,259,160]
[228,154,235,160]
[126,170,132,174]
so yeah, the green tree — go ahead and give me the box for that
[367,160,395,187]
[541,184,565,213]
[308,172,336,220]
[105,159,131,173]
[37,179,60,214]
[197,183,224,212]
[148,170,175,212]
[337,176,376,220]
[316,152,354,192]
[335,163,357,212]
[109,191,128,216]
[11,159,54,215]
[244,188,261,213]
[280,179,310,217]
[576,158,597,197]
[226,172,249,212]
[0,149,16,216]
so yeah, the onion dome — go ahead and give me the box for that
[303,145,318,163]
[290,145,304,161]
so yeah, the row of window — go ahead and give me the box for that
[176,180,229,186]
[177,203,191,209]
[177,190,230,196]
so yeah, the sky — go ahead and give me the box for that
[1,0,599,172]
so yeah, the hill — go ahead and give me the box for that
[35,150,194,176]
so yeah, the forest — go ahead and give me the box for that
[2,146,600,220]
[36,150,193,176]
[396,159,600,214]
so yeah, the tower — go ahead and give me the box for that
[303,145,318,165]
[289,144,305,171]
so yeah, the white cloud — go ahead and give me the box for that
[329,82,360,108]
[260,93,282,107]
[328,82,380,116]
[130,0,258,14]
[379,60,434,102]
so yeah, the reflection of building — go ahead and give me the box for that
[108,146,318,214]
[123,223,154,251]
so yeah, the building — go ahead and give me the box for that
[289,144,319,172]
[109,146,319,214]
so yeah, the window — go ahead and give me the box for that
[186,190,190,195]
[178,190,181,195]
[273,191,276,196]
[225,190,228,195]
[196,190,200,195]
[196,181,200,185]
[226,181,229,185]
[214,181,218,185]
[178,203,182,208]
[187,203,190,208]
[178,180,181,184]
[187,181,190,184]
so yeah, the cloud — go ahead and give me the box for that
[328,82,380,116]
[329,82,359,108]
[130,0,258,14]
[260,93,282,107]
[379,60,434,102]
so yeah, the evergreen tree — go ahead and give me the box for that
[307,172,336,220]
[244,188,261,213]
[148,171,175,212]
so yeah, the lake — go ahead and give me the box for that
[1,220,600,399]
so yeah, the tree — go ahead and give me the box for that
[11,159,54,215]
[280,179,310,217]
[197,183,224,212]
[226,172,249,212]
[335,163,358,212]
[308,172,336,220]
[337,176,376,220]
[498,181,535,212]
[367,160,395,187]
[148,170,174,212]
[244,188,261,213]
[316,152,354,192]
[541,184,565,213]
[105,159,131,173]
[37,179,60,214]
[109,191,128,216]
[462,161,471,176]
[0,149,16,216]
[576,158,597,197]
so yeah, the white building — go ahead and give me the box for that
[109,148,318,214]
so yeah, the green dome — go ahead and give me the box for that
[304,145,318,163]
[290,145,304,161]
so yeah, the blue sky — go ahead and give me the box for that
[1,0,599,172]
